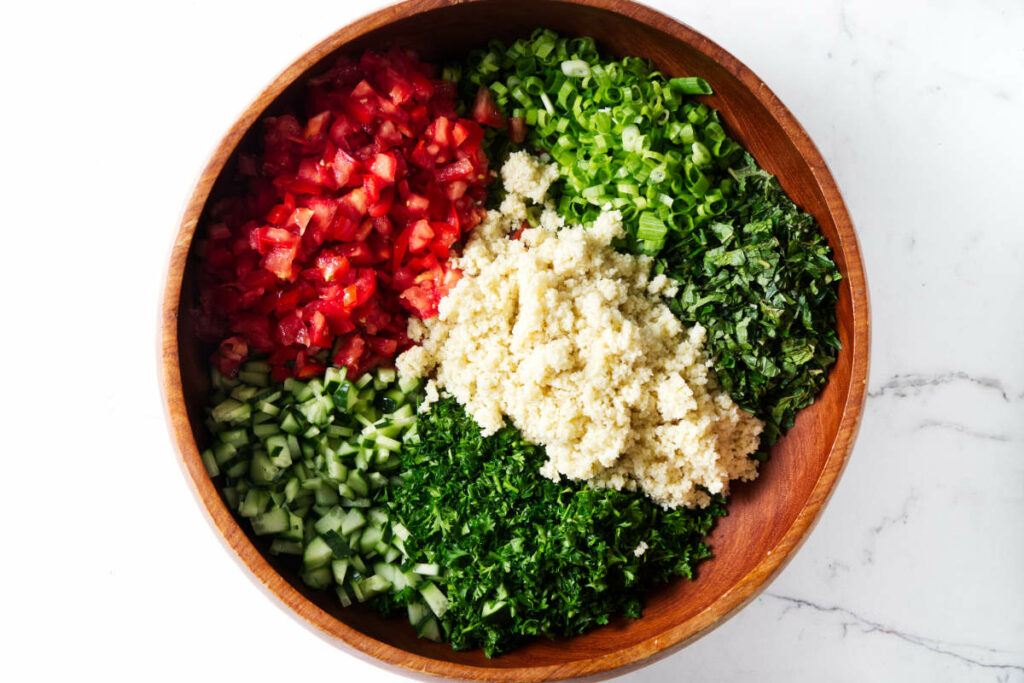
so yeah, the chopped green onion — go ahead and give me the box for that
[669,76,713,95]
[560,59,591,77]
[637,212,668,241]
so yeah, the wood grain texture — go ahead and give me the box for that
[159,1,870,680]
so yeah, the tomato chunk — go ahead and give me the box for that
[471,85,505,128]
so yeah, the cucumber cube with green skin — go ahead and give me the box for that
[314,506,346,535]
[301,566,332,590]
[303,536,334,570]
[251,507,289,535]
[420,582,449,617]
[340,509,366,536]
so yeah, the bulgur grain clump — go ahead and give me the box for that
[397,152,763,508]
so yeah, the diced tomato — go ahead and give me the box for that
[332,333,366,375]
[340,242,375,266]
[437,158,473,183]
[305,309,332,349]
[399,285,439,318]
[304,111,331,144]
[427,117,453,150]
[197,48,492,378]
[366,335,399,356]
[332,148,361,188]
[297,158,329,186]
[315,248,350,282]
[369,152,398,183]
[213,336,248,375]
[405,192,430,215]
[508,116,527,144]
[453,118,484,152]
[408,219,434,254]
[471,85,505,128]
[369,187,394,218]
[285,208,314,234]
[338,186,369,220]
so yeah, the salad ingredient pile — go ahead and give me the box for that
[385,395,724,656]
[398,153,762,509]
[194,49,490,382]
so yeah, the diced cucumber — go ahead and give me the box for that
[265,435,291,467]
[367,507,389,527]
[205,362,429,624]
[301,565,332,590]
[347,471,369,497]
[397,375,420,394]
[239,488,269,518]
[279,411,302,435]
[252,423,280,438]
[340,508,366,536]
[314,506,345,535]
[284,378,312,401]
[243,360,271,374]
[418,617,442,642]
[269,539,302,555]
[249,451,279,485]
[348,554,367,575]
[220,428,249,448]
[407,602,430,629]
[211,398,251,424]
[375,434,402,452]
[238,370,268,387]
[213,442,237,465]
[284,477,300,503]
[303,536,333,570]
[256,400,280,416]
[225,459,249,478]
[331,559,349,585]
[419,582,449,617]
[326,424,354,438]
[481,600,508,623]
[200,449,220,477]
[281,512,304,542]
[357,574,392,599]
[251,507,289,535]
[230,385,260,401]
[392,403,415,420]
[314,484,338,506]
[325,455,348,482]
[323,367,345,393]
[359,525,383,554]
[335,585,352,607]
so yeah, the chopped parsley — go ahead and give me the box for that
[385,397,725,657]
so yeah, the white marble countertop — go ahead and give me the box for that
[3,0,1021,680]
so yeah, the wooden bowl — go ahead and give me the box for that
[160,0,869,679]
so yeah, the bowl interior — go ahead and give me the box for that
[169,0,864,678]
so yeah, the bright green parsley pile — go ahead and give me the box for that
[384,397,724,656]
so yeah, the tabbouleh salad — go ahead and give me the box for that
[193,29,840,656]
